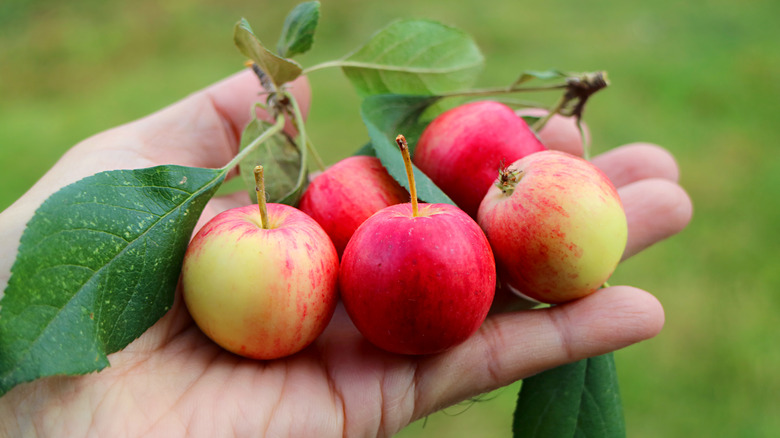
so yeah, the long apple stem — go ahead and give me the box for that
[395,135,419,217]
[254,165,270,229]
[283,90,311,192]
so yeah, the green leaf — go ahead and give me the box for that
[276,1,320,58]
[238,118,305,205]
[512,353,626,438]
[352,142,376,157]
[520,115,542,127]
[512,69,568,87]
[360,94,453,204]
[234,18,303,87]
[0,165,225,396]
[342,19,484,97]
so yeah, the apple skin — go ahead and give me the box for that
[299,155,408,257]
[477,150,627,304]
[339,203,496,355]
[181,203,339,360]
[413,100,546,218]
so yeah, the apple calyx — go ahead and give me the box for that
[395,134,419,217]
[254,165,270,229]
[495,163,524,196]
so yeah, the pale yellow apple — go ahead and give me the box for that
[181,203,339,359]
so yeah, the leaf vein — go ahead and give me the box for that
[0,169,224,385]
[341,59,483,74]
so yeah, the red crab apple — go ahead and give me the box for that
[299,155,408,257]
[477,150,627,304]
[339,135,496,355]
[413,100,546,217]
[181,166,339,360]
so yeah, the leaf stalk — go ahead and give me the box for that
[222,114,286,173]
[284,90,310,192]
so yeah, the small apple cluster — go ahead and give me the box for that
[415,101,627,305]
[180,100,627,360]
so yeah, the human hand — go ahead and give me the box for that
[0,70,692,437]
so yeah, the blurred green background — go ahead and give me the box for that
[1,0,778,436]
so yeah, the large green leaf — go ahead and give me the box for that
[512,353,626,438]
[276,1,320,58]
[342,19,484,97]
[360,94,453,205]
[0,165,224,396]
[238,118,305,205]
[234,18,302,87]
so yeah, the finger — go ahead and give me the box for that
[24,70,311,200]
[412,285,664,419]
[619,178,693,260]
[516,108,588,157]
[591,143,680,187]
[0,72,310,285]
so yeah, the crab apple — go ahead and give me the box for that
[413,100,546,218]
[477,150,627,304]
[299,155,408,257]
[181,168,339,359]
[339,136,496,355]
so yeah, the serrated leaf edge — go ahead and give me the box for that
[0,166,225,394]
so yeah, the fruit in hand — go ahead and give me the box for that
[299,155,408,257]
[413,100,546,217]
[477,151,627,304]
[181,166,339,360]
[339,135,496,355]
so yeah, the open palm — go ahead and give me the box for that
[0,70,691,437]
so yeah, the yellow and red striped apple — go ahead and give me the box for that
[477,150,627,304]
[181,202,339,359]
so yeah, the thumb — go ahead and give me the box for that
[111,69,312,171]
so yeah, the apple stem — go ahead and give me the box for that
[254,165,270,229]
[395,134,419,217]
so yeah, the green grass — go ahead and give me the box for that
[2,0,779,436]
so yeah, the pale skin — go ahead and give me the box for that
[0,69,692,437]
